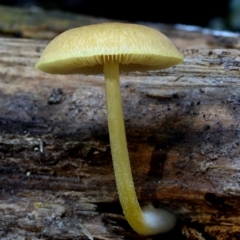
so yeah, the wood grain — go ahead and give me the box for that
[1,36,240,239]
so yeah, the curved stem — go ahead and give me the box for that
[104,60,149,235]
[103,60,176,235]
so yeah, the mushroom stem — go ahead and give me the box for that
[104,60,176,235]
[104,60,145,233]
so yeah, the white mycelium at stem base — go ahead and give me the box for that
[104,60,176,235]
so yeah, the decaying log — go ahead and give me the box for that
[1,34,240,239]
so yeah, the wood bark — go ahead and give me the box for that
[1,6,240,240]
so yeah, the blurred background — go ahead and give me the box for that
[1,0,240,31]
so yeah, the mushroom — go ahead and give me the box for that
[35,22,183,236]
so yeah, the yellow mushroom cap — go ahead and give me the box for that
[35,22,183,74]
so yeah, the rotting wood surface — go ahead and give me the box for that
[1,37,240,240]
